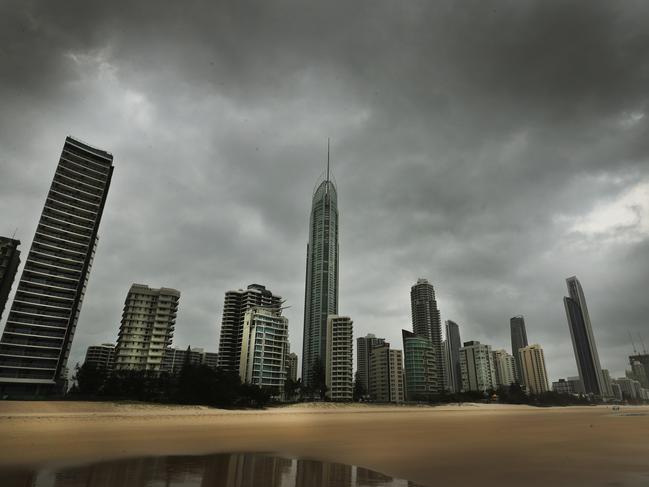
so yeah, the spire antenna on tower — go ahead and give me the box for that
[629,331,638,355]
[639,333,647,354]
[327,138,330,182]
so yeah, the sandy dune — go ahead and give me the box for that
[1,401,648,486]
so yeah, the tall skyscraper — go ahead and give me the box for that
[563,276,605,395]
[356,333,385,394]
[239,307,289,395]
[0,136,114,396]
[325,315,353,401]
[83,343,115,370]
[492,349,516,388]
[217,284,283,372]
[402,329,440,400]
[510,315,528,384]
[114,284,180,372]
[0,237,21,321]
[302,150,339,387]
[410,278,443,385]
[444,320,462,393]
[519,344,549,395]
[459,341,496,393]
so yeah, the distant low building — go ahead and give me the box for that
[84,343,116,370]
[286,352,298,382]
[611,383,623,401]
[161,347,217,375]
[553,378,577,395]
[614,377,639,400]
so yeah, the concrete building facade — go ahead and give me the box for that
[83,343,115,370]
[459,341,496,393]
[356,333,385,394]
[325,315,353,401]
[0,137,114,396]
[114,284,180,372]
[368,343,404,403]
[519,344,549,395]
[217,284,282,373]
[492,349,516,388]
[239,307,289,393]
[286,352,298,382]
[410,279,444,386]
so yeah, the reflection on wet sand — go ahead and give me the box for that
[6,453,426,487]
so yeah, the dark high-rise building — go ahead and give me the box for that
[563,276,606,396]
[510,315,528,384]
[410,278,443,384]
[217,284,282,372]
[302,150,339,387]
[444,320,462,393]
[0,136,114,397]
[356,333,386,394]
[0,237,21,321]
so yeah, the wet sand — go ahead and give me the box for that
[1,401,648,486]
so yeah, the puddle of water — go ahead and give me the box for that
[2,453,428,487]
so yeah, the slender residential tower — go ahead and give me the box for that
[444,320,462,393]
[410,278,444,385]
[0,137,114,396]
[510,315,528,384]
[563,276,605,396]
[302,142,339,386]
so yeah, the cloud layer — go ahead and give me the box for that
[1,0,648,381]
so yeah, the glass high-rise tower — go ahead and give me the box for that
[510,315,528,384]
[563,276,606,396]
[0,136,114,396]
[302,148,339,387]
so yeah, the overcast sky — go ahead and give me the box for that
[1,1,648,382]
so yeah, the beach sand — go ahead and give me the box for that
[1,401,648,486]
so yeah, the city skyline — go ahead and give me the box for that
[2,2,649,385]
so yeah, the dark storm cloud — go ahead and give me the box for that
[1,0,648,381]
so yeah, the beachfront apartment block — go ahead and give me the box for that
[217,284,283,373]
[239,307,289,394]
[459,341,496,393]
[492,349,517,388]
[356,333,386,394]
[113,284,180,372]
[369,342,404,403]
[519,344,549,395]
[0,136,114,397]
[325,315,353,401]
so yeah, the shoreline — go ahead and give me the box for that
[1,401,648,486]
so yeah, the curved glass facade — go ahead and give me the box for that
[302,176,339,386]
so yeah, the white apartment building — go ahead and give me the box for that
[325,315,353,401]
[114,284,180,372]
[492,349,517,387]
[459,341,496,393]
[519,344,549,395]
